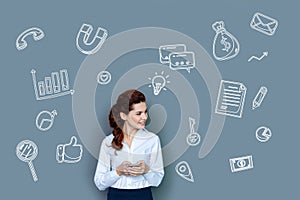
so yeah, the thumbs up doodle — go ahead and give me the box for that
[56,136,83,163]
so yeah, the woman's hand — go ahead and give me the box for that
[116,161,131,176]
[128,160,150,176]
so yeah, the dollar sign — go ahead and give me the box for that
[220,36,231,52]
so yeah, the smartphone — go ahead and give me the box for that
[128,163,141,167]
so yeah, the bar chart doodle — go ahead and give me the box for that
[31,69,74,100]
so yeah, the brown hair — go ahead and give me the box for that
[109,89,146,150]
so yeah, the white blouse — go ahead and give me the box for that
[94,128,164,190]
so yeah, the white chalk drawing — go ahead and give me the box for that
[16,140,39,182]
[212,21,240,61]
[31,69,74,100]
[159,44,186,64]
[175,161,194,182]
[256,126,272,142]
[252,86,268,110]
[148,71,170,95]
[56,136,83,163]
[215,80,247,118]
[159,44,195,73]
[169,51,195,73]
[97,70,111,85]
[16,27,45,50]
[250,12,278,36]
[76,23,108,55]
[248,51,268,62]
[229,155,254,173]
[35,109,57,131]
[186,117,201,146]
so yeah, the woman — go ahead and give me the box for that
[94,89,164,200]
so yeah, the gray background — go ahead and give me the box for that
[1,0,299,199]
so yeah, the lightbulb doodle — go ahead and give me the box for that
[35,109,57,131]
[16,140,39,182]
[72,27,226,167]
[148,71,170,95]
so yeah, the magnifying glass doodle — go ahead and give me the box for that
[16,140,38,182]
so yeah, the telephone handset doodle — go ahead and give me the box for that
[16,27,45,50]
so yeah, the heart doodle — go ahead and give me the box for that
[97,71,111,85]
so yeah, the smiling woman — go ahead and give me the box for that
[94,89,164,200]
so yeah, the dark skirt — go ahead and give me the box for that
[108,187,153,200]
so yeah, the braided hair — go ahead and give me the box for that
[109,89,146,150]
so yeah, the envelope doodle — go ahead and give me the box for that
[250,12,278,36]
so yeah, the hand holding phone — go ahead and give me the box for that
[127,163,141,167]
[127,160,150,176]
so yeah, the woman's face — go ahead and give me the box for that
[123,102,148,130]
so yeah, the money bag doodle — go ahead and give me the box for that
[212,21,240,61]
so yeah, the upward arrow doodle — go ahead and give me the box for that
[248,51,268,62]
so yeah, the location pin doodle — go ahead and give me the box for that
[175,161,194,182]
[212,21,240,61]
[186,117,201,146]
[16,140,38,182]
